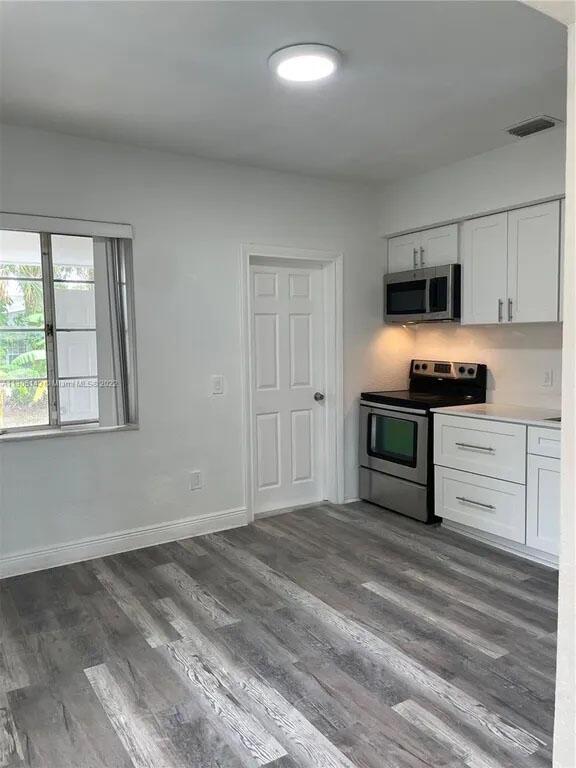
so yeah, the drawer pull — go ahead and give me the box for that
[456,496,496,511]
[455,442,495,453]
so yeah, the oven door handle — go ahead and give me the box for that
[360,401,428,416]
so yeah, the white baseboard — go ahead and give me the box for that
[0,506,248,580]
[442,521,559,570]
[254,500,323,520]
[343,497,360,504]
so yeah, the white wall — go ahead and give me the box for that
[378,128,565,410]
[555,21,576,768]
[379,127,565,236]
[409,323,562,408]
[0,124,395,565]
[0,121,567,569]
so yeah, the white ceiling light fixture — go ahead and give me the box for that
[268,44,342,84]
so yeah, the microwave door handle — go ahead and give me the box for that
[446,267,455,316]
[426,277,433,314]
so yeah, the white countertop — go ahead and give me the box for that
[431,402,561,429]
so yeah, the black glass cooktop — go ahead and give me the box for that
[360,389,482,412]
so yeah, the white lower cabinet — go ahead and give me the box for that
[527,426,561,459]
[434,414,526,483]
[527,453,561,557]
[435,466,526,543]
[434,415,560,566]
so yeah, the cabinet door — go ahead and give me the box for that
[419,224,458,267]
[435,466,526,543]
[387,233,420,273]
[559,199,564,322]
[527,454,560,556]
[461,213,508,324]
[507,201,560,323]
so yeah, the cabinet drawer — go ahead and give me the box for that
[435,466,526,543]
[434,415,526,483]
[528,426,561,459]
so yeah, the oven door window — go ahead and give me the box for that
[386,280,427,315]
[368,413,418,467]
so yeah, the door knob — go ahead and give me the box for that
[314,392,325,402]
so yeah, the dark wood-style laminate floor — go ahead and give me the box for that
[0,501,558,768]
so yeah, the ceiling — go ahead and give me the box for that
[0,1,567,184]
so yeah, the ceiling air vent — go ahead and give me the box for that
[506,115,561,138]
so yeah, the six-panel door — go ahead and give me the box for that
[250,263,325,515]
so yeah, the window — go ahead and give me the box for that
[0,224,137,435]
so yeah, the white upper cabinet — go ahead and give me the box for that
[461,201,561,325]
[461,213,508,325]
[507,201,560,324]
[387,232,421,272]
[387,224,458,273]
[559,199,565,322]
[419,224,459,268]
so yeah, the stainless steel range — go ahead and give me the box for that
[359,360,487,523]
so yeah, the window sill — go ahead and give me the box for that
[0,423,139,443]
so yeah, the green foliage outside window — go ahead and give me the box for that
[0,264,48,425]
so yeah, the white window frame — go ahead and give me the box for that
[0,213,138,439]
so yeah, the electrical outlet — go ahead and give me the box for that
[189,471,203,491]
[542,369,554,388]
[212,374,225,395]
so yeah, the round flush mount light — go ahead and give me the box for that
[268,44,342,83]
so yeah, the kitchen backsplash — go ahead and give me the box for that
[369,323,562,409]
[410,323,562,409]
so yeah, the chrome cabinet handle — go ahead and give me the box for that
[456,496,496,510]
[419,246,425,267]
[508,298,513,322]
[455,442,495,453]
[413,248,418,269]
[498,299,503,322]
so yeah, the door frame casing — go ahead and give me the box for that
[240,244,344,521]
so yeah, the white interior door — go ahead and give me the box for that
[250,262,325,515]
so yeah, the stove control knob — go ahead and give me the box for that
[458,366,466,374]
[414,364,420,370]
[467,368,475,375]
[421,363,428,371]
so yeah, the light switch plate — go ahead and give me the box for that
[542,369,553,388]
[189,471,203,491]
[212,375,225,395]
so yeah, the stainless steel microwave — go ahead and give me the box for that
[383,263,461,324]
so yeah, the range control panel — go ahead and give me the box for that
[411,360,480,380]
